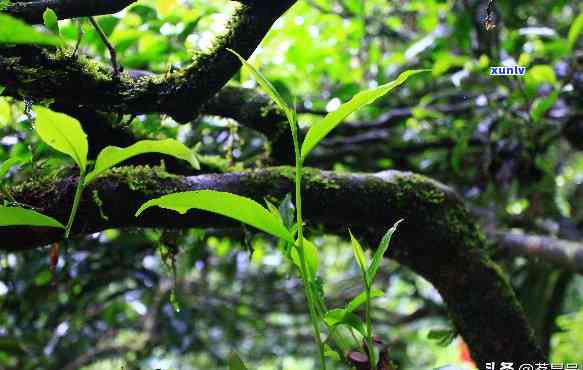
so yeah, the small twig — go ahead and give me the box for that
[71,18,84,58]
[88,16,119,77]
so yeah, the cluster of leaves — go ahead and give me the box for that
[1,105,198,238]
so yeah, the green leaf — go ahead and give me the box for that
[0,206,65,228]
[34,106,88,172]
[568,10,583,51]
[85,139,199,184]
[301,69,429,159]
[0,155,31,179]
[42,8,60,36]
[135,190,294,243]
[427,329,451,340]
[0,85,5,95]
[228,352,248,370]
[34,269,52,286]
[367,219,402,286]
[323,290,384,327]
[227,48,295,125]
[530,90,558,123]
[329,324,362,353]
[323,309,366,336]
[427,328,457,346]
[290,238,320,279]
[524,65,557,97]
[324,347,341,362]
[264,198,282,221]
[340,313,367,337]
[0,13,62,46]
[349,229,367,279]
[432,52,468,77]
[324,308,348,327]
[346,289,384,313]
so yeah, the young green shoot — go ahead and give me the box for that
[137,49,421,368]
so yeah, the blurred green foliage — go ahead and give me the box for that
[1,0,583,369]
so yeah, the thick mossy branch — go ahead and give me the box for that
[0,2,296,122]
[3,0,137,23]
[0,166,544,364]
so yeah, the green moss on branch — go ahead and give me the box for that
[0,166,544,364]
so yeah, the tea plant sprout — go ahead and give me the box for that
[136,49,428,369]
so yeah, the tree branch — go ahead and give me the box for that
[0,2,297,123]
[2,0,286,24]
[0,166,544,364]
[3,0,137,24]
[492,230,583,274]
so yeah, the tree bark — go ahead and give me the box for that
[0,166,545,364]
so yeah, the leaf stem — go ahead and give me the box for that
[291,115,326,370]
[365,283,376,369]
[65,170,85,238]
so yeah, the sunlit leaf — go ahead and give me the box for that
[85,139,199,184]
[324,308,348,327]
[34,106,88,172]
[0,13,61,46]
[524,65,557,97]
[156,0,177,17]
[135,190,294,243]
[367,219,402,286]
[42,8,60,36]
[0,206,64,228]
[301,69,429,159]
[349,229,367,279]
